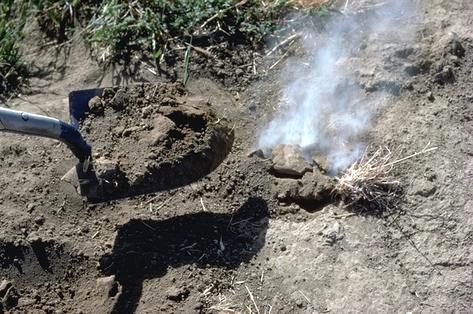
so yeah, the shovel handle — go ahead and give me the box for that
[0,107,91,161]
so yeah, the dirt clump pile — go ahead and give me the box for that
[81,83,234,198]
[268,144,335,210]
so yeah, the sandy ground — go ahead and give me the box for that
[0,0,472,313]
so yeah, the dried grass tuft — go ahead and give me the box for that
[334,145,437,208]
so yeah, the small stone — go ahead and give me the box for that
[88,96,104,115]
[17,297,36,307]
[434,66,455,84]
[149,116,175,146]
[112,126,125,136]
[34,215,45,225]
[26,233,42,243]
[271,144,312,177]
[312,154,331,174]
[412,179,436,197]
[273,178,300,201]
[141,106,153,118]
[96,275,120,298]
[165,286,189,302]
[280,245,287,252]
[111,89,127,110]
[426,92,435,102]
[194,302,204,310]
[247,149,265,159]
[122,126,140,137]
[27,203,35,213]
[0,279,12,297]
[447,37,465,58]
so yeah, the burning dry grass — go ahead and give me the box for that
[334,145,438,209]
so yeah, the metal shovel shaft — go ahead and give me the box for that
[0,107,92,161]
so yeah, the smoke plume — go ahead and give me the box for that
[258,0,418,173]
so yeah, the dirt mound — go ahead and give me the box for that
[81,83,234,199]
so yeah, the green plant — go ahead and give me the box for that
[30,0,97,41]
[0,0,28,98]
[85,0,287,64]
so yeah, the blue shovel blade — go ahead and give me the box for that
[68,88,104,129]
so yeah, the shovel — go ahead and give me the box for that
[1,87,233,202]
[0,88,104,200]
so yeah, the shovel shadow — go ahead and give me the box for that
[99,197,269,313]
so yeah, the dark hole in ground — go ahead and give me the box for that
[100,197,269,313]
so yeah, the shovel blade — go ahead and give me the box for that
[68,88,104,129]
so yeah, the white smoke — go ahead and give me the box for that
[258,0,419,173]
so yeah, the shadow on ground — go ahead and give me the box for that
[100,197,269,313]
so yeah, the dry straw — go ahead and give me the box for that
[334,144,438,208]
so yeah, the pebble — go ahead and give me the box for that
[271,144,312,177]
[411,178,437,197]
[17,297,36,307]
[27,203,36,213]
[0,279,12,296]
[165,286,189,301]
[34,215,45,225]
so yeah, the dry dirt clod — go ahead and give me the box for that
[165,286,189,302]
[88,96,104,115]
[0,280,12,297]
[411,179,437,197]
[312,154,331,174]
[298,171,335,202]
[110,89,128,110]
[271,144,312,177]
[96,275,121,299]
[148,115,176,146]
[17,297,36,307]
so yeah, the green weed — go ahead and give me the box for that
[85,0,287,64]
[0,0,28,98]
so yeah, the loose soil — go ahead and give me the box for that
[1,1,472,313]
[81,83,233,199]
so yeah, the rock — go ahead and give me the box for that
[26,203,35,213]
[34,215,45,225]
[247,148,265,158]
[426,91,435,102]
[165,286,189,302]
[0,279,12,297]
[149,115,176,146]
[61,166,79,188]
[271,144,312,177]
[446,37,465,58]
[95,158,120,179]
[111,89,128,110]
[88,96,104,115]
[298,171,335,202]
[273,178,301,201]
[434,66,455,84]
[26,232,42,243]
[394,47,416,59]
[122,126,140,137]
[17,297,36,307]
[323,222,345,245]
[312,154,331,174]
[112,126,125,136]
[96,275,120,298]
[411,179,436,197]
